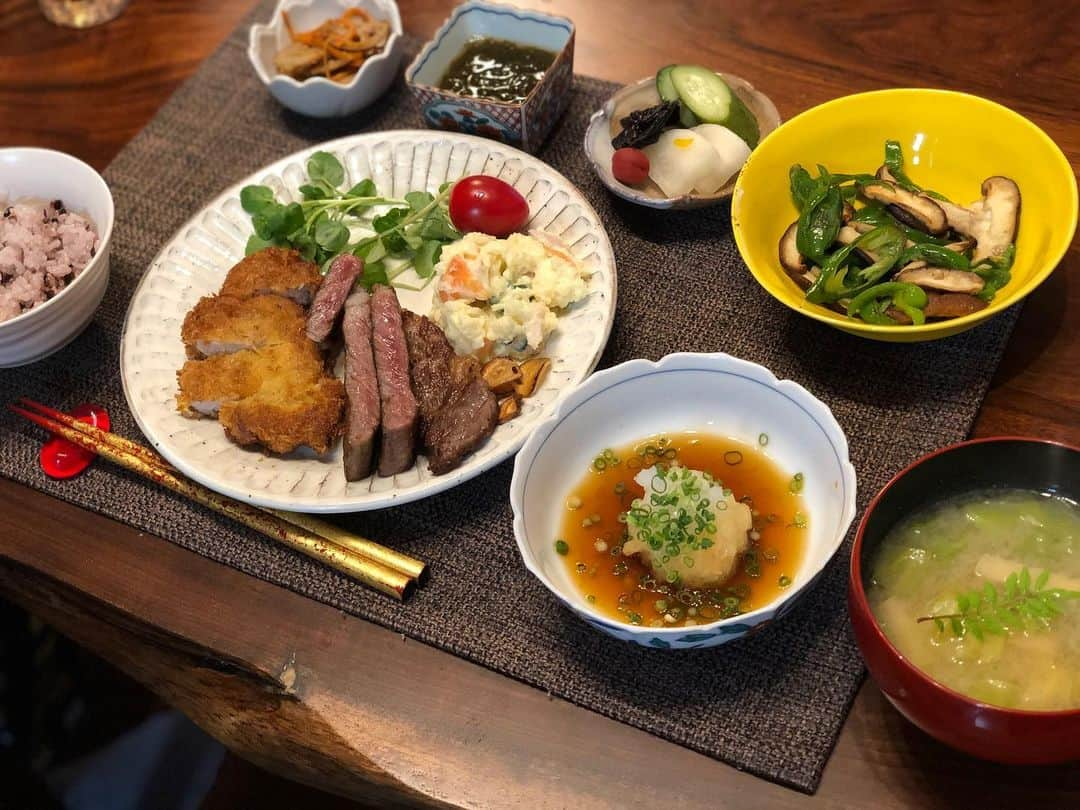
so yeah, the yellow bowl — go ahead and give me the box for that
[731,88,1078,342]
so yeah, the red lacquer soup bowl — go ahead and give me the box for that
[849,437,1080,764]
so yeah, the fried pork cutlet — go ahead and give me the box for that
[219,376,345,456]
[180,294,307,359]
[176,339,343,454]
[219,247,322,307]
[175,340,324,418]
[175,247,347,455]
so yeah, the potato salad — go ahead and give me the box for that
[431,231,590,359]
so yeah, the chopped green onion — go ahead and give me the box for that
[789,472,805,494]
[586,594,596,603]
[724,450,743,465]
[758,433,769,446]
[555,539,569,555]
[779,575,792,588]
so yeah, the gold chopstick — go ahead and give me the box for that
[17,398,427,584]
[11,403,416,600]
[267,509,427,583]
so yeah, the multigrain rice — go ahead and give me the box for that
[0,199,98,323]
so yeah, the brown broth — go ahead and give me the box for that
[556,432,809,628]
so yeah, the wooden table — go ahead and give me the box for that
[2,1,1078,806]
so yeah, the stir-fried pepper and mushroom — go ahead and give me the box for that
[778,141,1020,326]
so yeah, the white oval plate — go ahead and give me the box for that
[121,131,617,513]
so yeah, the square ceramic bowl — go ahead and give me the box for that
[0,148,114,368]
[510,353,858,649]
[248,0,404,118]
[405,1,574,153]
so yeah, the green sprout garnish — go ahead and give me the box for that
[917,567,1080,639]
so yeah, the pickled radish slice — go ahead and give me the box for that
[642,129,726,197]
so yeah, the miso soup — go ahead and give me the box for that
[868,489,1080,711]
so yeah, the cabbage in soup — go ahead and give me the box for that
[868,489,1080,711]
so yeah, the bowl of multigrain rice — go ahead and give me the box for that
[0,147,114,367]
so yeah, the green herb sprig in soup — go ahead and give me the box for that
[556,433,808,629]
[868,489,1080,711]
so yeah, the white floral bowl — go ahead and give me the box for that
[0,147,114,368]
[510,353,857,649]
[248,0,404,118]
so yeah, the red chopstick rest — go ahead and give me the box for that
[39,403,110,479]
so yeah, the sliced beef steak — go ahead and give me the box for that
[371,285,418,476]
[424,379,497,474]
[401,310,455,422]
[401,310,497,475]
[306,254,364,343]
[341,289,380,481]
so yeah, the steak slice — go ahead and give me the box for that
[342,289,380,481]
[424,379,498,474]
[306,254,364,343]
[401,309,455,424]
[371,285,417,476]
[401,310,497,475]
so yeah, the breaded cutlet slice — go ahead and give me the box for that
[219,376,345,455]
[175,340,324,418]
[180,293,307,358]
[219,247,323,307]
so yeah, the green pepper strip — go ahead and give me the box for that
[883,140,950,202]
[847,282,928,325]
[971,244,1015,301]
[852,203,951,246]
[806,225,905,304]
[897,242,971,270]
[805,244,851,304]
[796,184,842,264]
[789,165,818,211]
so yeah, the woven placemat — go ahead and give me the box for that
[0,3,1021,793]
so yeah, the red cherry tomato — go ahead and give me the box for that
[612,148,650,186]
[448,175,529,237]
[39,403,109,480]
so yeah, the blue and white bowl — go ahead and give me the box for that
[405,1,574,153]
[510,353,857,649]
